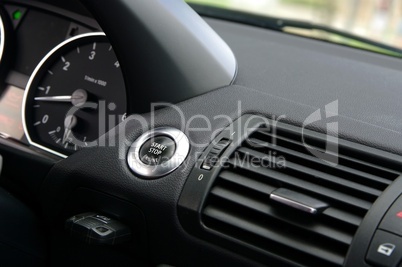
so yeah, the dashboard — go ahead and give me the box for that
[1,1,402,267]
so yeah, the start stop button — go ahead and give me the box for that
[127,128,190,178]
[139,136,176,165]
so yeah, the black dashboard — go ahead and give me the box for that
[1,1,402,267]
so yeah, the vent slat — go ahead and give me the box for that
[204,206,345,267]
[322,208,362,227]
[257,124,402,172]
[255,129,401,178]
[237,147,382,199]
[228,158,372,212]
[210,186,354,245]
[332,152,400,178]
[219,170,276,195]
[247,137,392,187]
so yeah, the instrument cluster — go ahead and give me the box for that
[0,2,127,157]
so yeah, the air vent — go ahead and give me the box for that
[202,123,401,267]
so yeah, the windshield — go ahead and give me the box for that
[187,0,402,56]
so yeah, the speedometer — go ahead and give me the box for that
[22,33,127,157]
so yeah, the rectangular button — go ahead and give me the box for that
[366,230,402,267]
[379,195,402,237]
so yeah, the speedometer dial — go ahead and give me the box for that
[23,33,127,157]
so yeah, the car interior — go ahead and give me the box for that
[1,0,402,266]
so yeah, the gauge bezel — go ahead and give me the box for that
[22,32,123,158]
[0,7,16,80]
[0,12,5,65]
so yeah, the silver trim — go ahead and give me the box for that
[0,14,5,65]
[22,32,106,158]
[270,194,318,214]
[127,128,190,178]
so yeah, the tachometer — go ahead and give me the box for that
[22,33,127,157]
